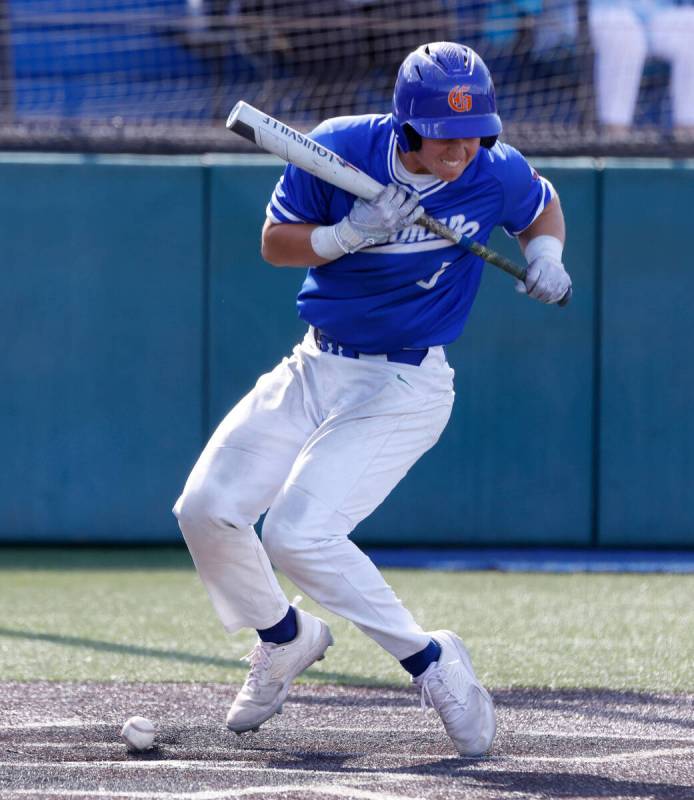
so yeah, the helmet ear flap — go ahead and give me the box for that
[404,124,422,152]
[480,135,498,149]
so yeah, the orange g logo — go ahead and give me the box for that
[448,85,473,113]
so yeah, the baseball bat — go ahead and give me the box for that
[226,101,571,307]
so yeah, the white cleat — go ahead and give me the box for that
[414,630,496,757]
[226,607,333,733]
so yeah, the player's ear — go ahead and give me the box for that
[404,124,422,151]
[480,135,498,149]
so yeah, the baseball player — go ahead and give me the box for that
[174,41,571,756]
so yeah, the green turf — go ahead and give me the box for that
[0,547,692,691]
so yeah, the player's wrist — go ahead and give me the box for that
[524,234,564,266]
[310,225,348,261]
[310,220,377,261]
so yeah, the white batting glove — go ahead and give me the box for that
[334,183,424,253]
[515,235,572,304]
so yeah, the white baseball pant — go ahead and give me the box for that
[590,6,694,128]
[173,329,454,660]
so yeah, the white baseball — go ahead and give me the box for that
[120,716,155,751]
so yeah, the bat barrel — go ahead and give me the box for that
[227,101,384,200]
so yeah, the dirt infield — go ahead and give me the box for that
[1,682,693,799]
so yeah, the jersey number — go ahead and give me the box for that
[417,261,452,290]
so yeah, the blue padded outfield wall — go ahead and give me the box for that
[0,156,205,542]
[0,155,692,547]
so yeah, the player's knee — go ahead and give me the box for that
[173,485,245,534]
[262,485,347,567]
[261,515,306,568]
[262,501,329,569]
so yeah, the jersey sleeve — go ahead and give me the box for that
[265,124,336,225]
[497,144,556,237]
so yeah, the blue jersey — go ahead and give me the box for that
[266,114,554,353]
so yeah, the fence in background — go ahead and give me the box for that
[1,155,692,547]
[1,1,691,157]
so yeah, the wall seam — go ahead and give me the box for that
[201,165,211,445]
[591,164,604,548]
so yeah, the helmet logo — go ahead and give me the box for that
[448,85,472,113]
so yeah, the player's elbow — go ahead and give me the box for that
[260,239,284,267]
[261,220,323,267]
[260,221,286,267]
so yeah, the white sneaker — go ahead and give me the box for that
[414,630,496,756]
[226,607,333,733]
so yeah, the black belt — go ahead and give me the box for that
[313,328,429,367]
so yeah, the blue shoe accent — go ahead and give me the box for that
[257,605,298,644]
[400,638,442,677]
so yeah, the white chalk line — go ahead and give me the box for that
[5,728,694,754]
[0,759,422,775]
[0,731,694,764]
[517,729,694,742]
[5,721,693,741]
[0,719,87,730]
[0,749,453,769]
[0,760,437,788]
[0,722,432,734]
[3,743,694,770]
[5,743,442,754]
[492,746,694,765]
[0,786,423,800]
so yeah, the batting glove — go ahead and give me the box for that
[334,183,424,253]
[515,235,572,304]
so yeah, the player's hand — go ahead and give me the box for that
[334,184,424,252]
[515,256,572,304]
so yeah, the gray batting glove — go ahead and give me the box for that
[334,183,424,253]
[515,256,572,304]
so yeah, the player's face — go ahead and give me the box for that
[402,136,481,182]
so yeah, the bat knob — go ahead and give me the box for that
[226,102,257,144]
[558,286,573,307]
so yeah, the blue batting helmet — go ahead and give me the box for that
[392,42,502,152]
